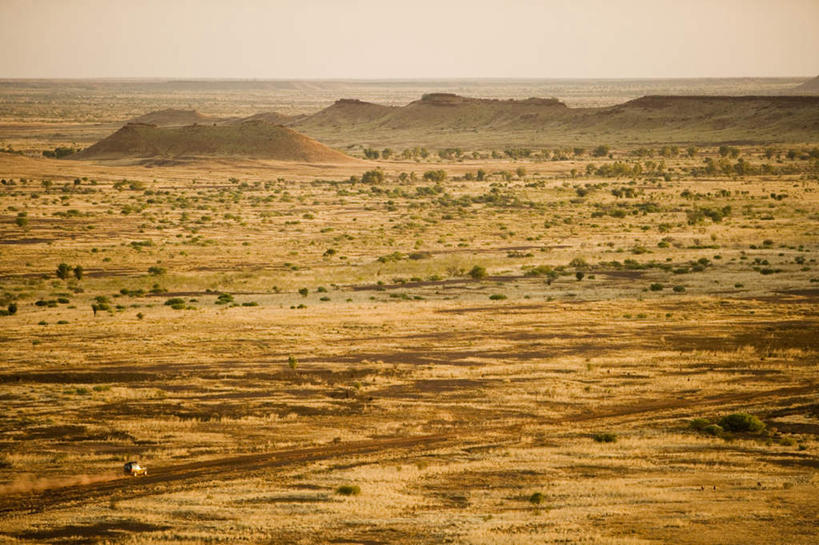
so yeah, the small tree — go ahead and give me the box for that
[592,145,610,157]
[7,303,17,315]
[73,265,84,281]
[56,263,72,280]
[423,170,447,182]
[361,169,385,184]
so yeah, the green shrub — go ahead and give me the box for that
[525,265,556,278]
[649,283,663,291]
[592,145,610,157]
[489,294,507,300]
[336,484,360,496]
[164,297,185,306]
[718,413,765,433]
[702,424,724,436]
[423,170,446,182]
[214,293,233,305]
[361,169,385,184]
[56,262,72,280]
[528,492,545,505]
[469,265,487,279]
[298,288,309,297]
[689,418,711,431]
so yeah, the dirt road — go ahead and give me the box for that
[1,383,813,515]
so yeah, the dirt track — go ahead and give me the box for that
[1,383,813,516]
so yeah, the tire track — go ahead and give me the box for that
[0,383,813,515]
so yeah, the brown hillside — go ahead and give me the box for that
[128,109,216,126]
[295,99,398,129]
[292,93,819,146]
[581,95,819,136]
[236,111,300,125]
[74,120,353,162]
[372,93,569,130]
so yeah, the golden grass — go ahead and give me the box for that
[0,100,817,543]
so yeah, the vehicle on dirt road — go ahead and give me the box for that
[123,461,147,476]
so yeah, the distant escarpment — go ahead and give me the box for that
[289,93,819,146]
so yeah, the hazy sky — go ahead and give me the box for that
[1,0,817,79]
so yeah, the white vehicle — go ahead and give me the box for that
[123,461,147,476]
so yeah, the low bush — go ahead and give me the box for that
[718,413,765,433]
[336,485,361,496]
[689,418,710,431]
[469,265,487,279]
[215,293,234,304]
[702,424,724,436]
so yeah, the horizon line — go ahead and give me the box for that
[0,75,814,83]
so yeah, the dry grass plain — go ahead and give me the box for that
[0,85,818,544]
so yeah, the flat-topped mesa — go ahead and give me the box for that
[417,93,565,107]
[334,98,373,106]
